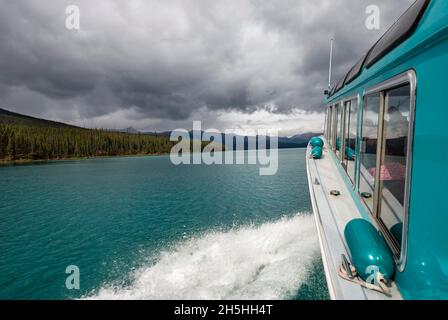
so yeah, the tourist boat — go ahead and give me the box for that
[306,0,448,300]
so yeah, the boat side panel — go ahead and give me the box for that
[320,0,448,299]
[323,34,448,299]
[395,34,448,300]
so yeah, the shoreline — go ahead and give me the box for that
[0,147,307,167]
[0,152,171,167]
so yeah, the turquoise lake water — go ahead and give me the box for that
[0,148,328,300]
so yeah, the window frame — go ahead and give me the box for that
[332,102,341,152]
[358,92,382,214]
[327,104,333,149]
[361,70,417,272]
[331,104,337,150]
[326,106,332,142]
[341,94,360,187]
[341,99,352,169]
[335,102,344,159]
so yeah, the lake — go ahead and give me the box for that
[0,148,328,300]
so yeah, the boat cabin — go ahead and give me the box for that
[308,0,448,299]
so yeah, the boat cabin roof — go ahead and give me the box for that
[325,0,443,103]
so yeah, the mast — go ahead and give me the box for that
[328,38,334,91]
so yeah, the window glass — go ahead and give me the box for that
[324,108,328,139]
[335,104,342,156]
[343,101,351,170]
[328,106,333,147]
[347,99,358,184]
[339,104,345,160]
[378,85,411,247]
[359,93,380,212]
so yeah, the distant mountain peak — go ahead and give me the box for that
[123,127,140,134]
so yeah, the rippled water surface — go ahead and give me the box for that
[0,148,328,299]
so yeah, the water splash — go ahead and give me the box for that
[85,213,319,300]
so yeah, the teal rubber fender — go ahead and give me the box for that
[309,137,324,148]
[311,146,323,159]
[344,219,395,281]
[345,147,355,160]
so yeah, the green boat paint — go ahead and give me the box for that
[321,0,448,299]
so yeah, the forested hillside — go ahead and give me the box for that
[0,108,175,162]
[0,108,78,128]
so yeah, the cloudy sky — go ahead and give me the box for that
[0,0,413,136]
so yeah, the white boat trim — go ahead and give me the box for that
[306,140,403,300]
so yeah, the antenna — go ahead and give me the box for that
[328,38,334,91]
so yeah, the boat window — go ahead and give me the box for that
[328,106,333,147]
[346,99,358,184]
[335,103,343,158]
[365,0,430,68]
[323,108,328,140]
[359,93,381,213]
[378,84,411,248]
[334,77,345,94]
[331,105,336,149]
[345,54,368,85]
[330,85,336,97]
[342,101,351,170]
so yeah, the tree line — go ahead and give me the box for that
[0,123,176,161]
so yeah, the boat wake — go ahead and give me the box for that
[85,213,319,300]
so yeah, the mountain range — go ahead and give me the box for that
[119,128,321,149]
[1,108,321,149]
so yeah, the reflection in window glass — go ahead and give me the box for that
[339,104,345,160]
[346,99,358,184]
[359,93,380,212]
[328,106,333,147]
[342,101,351,170]
[332,105,337,149]
[336,104,342,157]
[379,85,411,248]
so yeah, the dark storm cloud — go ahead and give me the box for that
[0,0,413,126]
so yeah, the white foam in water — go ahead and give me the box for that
[86,213,319,300]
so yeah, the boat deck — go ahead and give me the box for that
[306,139,402,300]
